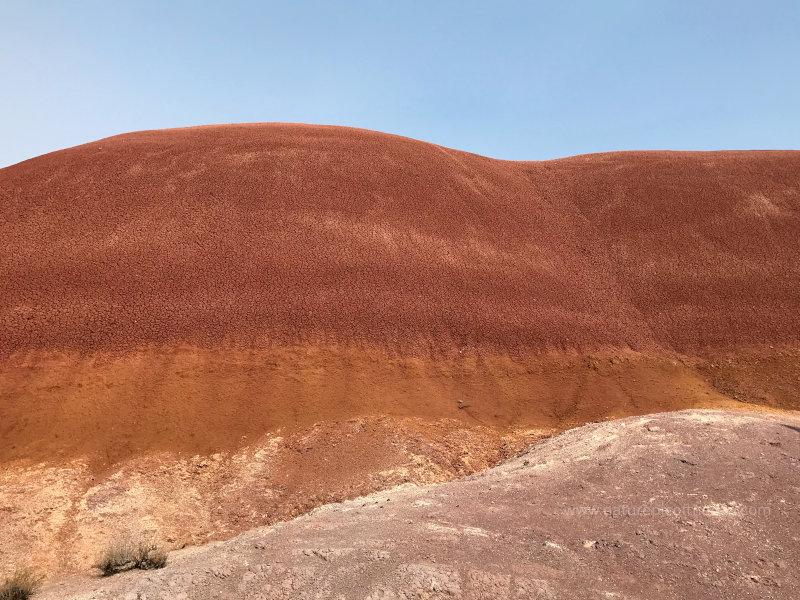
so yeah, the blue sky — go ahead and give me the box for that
[1,1,798,167]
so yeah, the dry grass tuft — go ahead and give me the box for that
[0,569,42,600]
[94,537,168,577]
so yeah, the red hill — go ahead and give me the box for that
[2,124,798,355]
[2,124,800,576]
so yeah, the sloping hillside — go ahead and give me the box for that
[2,125,799,354]
[37,410,800,599]
[1,125,799,574]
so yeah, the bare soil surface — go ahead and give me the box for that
[1,125,798,465]
[0,415,549,576]
[2,125,799,355]
[1,126,799,583]
[37,409,800,600]
[1,348,790,575]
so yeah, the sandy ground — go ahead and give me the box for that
[36,409,800,600]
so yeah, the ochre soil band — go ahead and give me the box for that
[2,345,797,468]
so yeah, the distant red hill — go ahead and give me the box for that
[2,124,798,354]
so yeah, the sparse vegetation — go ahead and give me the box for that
[0,569,42,600]
[94,537,167,577]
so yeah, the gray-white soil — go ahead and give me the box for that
[38,409,800,599]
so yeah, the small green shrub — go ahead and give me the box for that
[94,537,167,577]
[0,569,42,600]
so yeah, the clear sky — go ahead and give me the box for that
[1,1,799,167]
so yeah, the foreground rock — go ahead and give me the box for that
[40,409,800,599]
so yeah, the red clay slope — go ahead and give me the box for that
[3,127,800,576]
[2,123,798,355]
[1,124,800,468]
